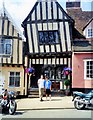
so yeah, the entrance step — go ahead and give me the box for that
[28,94,39,98]
[28,88,66,98]
[28,88,39,98]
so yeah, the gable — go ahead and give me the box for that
[22,0,75,55]
[22,0,74,25]
[83,18,93,39]
[0,7,22,38]
[83,18,93,31]
[67,8,93,35]
[0,7,23,65]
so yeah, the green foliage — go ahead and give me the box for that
[64,79,70,86]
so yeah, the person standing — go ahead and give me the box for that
[37,75,44,101]
[44,76,52,101]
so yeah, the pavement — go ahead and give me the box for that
[15,96,74,111]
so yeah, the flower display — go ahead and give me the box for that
[25,67,35,75]
[63,67,72,76]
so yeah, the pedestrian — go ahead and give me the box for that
[37,75,44,101]
[44,76,52,101]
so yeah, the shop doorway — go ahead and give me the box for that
[30,64,44,88]
[30,64,67,90]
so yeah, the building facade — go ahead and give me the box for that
[66,1,93,92]
[72,40,93,92]
[22,0,74,92]
[0,7,26,95]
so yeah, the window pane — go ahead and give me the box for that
[6,44,11,54]
[39,32,44,43]
[87,61,89,65]
[87,75,89,78]
[10,72,14,76]
[90,70,92,74]
[90,75,93,78]
[87,70,89,74]
[87,65,89,69]
[44,32,49,43]
[54,31,59,43]
[0,43,4,54]
[15,77,20,87]
[16,72,20,76]
[49,32,54,43]
[9,77,14,86]
[90,65,92,69]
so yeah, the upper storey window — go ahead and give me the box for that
[39,30,59,44]
[0,38,12,55]
[88,29,93,38]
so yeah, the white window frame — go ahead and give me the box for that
[9,72,20,87]
[88,29,93,38]
[84,59,93,80]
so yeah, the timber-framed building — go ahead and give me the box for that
[22,0,74,93]
[0,6,26,96]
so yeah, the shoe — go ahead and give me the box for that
[40,99,43,101]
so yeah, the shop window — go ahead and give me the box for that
[9,72,20,87]
[39,30,59,44]
[0,38,12,55]
[84,59,93,79]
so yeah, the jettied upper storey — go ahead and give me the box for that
[22,0,74,57]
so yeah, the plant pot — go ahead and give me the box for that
[65,89,70,96]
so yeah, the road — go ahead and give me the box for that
[0,108,92,119]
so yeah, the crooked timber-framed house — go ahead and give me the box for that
[22,0,74,92]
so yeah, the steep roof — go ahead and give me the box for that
[67,8,93,35]
[83,17,93,31]
[0,5,22,38]
[22,0,74,27]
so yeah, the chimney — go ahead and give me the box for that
[66,0,81,9]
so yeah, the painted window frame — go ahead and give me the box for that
[0,38,12,56]
[38,30,60,44]
[9,72,20,87]
[84,59,93,80]
[87,28,93,38]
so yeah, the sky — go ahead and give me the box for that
[0,0,92,33]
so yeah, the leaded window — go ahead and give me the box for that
[39,31,59,44]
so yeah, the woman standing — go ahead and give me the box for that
[44,76,52,101]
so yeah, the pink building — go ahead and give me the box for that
[72,40,93,92]
[71,17,93,92]
[66,1,93,92]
